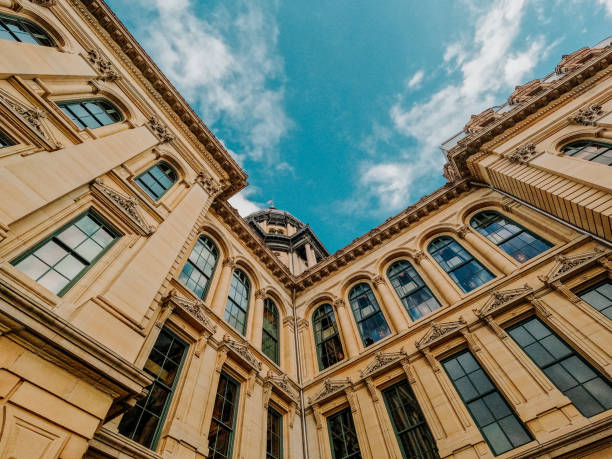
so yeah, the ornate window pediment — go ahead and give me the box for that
[308,378,352,406]
[416,318,467,350]
[264,371,299,405]
[475,284,533,318]
[163,289,216,335]
[538,248,606,285]
[220,335,262,372]
[359,349,407,379]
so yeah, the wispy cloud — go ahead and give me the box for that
[228,188,262,216]
[348,0,554,216]
[598,0,612,15]
[406,70,424,89]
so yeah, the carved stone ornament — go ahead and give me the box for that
[163,289,216,334]
[555,47,604,74]
[538,248,605,285]
[0,88,60,149]
[443,162,461,183]
[92,178,153,235]
[360,349,408,378]
[456,225,469,239]
[508,79,552,105]
[568,104,604,126]
[416,317,467,350]
[507,143,537,164]
[221,335,262,372]
[148,116,175,143]
[222,257,237,268]
[476,284,533,318]
[308,378,352,406]
[195,172,222,198]
[30,0,56,6]
[264,371,300,405]
[333,298,346,309]
[87,49,121,81]
[464,108,501,134]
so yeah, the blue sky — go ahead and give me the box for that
[107,0,612,253]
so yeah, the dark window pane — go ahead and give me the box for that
[266,408,282,459]
[327,408,362,459]
[313,304,344,370]
[579,280,612,320]
[349,283,391,346]
[136,162,178,201]
[208,374,240,459]
[0,14,53,46]
[388,260,441,321]
[180,235,218,300]
[57,99,122,129]
[561,140,612,166]
[0,129,15,148]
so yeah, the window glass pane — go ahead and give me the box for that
[0,14,53,46]
[562,140,612,166]
[579,281,612,320]
[224,270,250,335]
[443,350,531,455]
[118,328,187,449]
[57,99,121,129]
[262,299,280,364]
[266,408,282,459]
[507,317,612,418]
[388,260,441,321]
[179,236,218,299]
[313,304,344,370]
[208,373,239,459]
[0,129,14,148]
[327,408,362,459]
[349,283,391,346]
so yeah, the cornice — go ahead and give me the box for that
[73,0,247,198]
[447,45,612,178]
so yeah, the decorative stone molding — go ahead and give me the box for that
[222,257,237,268]
[163,290,216,334]
[333,298,346,309]
[527,295,552,318]
[92,178,153,235]
[475,284,533,318]
[508,79,552,105]
[148,116,175,143]
[443,162,461,183]
[483,315,508,340]
[87,49,121,81]
[555,47,605,74]
[308,378,352,405]
[464,108,501,134]
[416,318,467,350]
[456,225,469,239]
[195,173,222,198]
[507,143,537,164]
[264,371,299,405]
[359,349,408,378]
[413,251,426,265]
[568,104,604,126]
[538,248,605,285]
[255,289,267,300]
[372,275,386,286]
[220,335,262,372]
[0,88,60,149]
[30,0,56,6]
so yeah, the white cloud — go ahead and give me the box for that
[350,0,553,215]
[406,70,424,89]
[228,188,262,216]
[598,0,612,15]
[132,0,291,169]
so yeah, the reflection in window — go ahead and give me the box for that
[382,380,439,459]
[224,269,250,335]
[0,129,15,148]
[0,13,54,46]
[313,304,344,370]
[118,328,187,449]
[266,407,283,459]
[58,99,122,129]
[562,140,612,166]
[348,283,390,346]
[471,211,551,263]
[135,162,177,201]
[579,280,612,320]
[428,236,494,293]
[12,211,119,296]
[507,317,612,418]
[327,407,362,459]
[179,235,218,300]
[387,260,441,321]
[442,351,531,456]
[262,298,280,365]
[208,373,240,459]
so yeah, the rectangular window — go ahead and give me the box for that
[327,407,362,459]
[442,350,531,456]
[267,407,283,459]
[382,380,439,459]
[578,280,612,320]
[11,210,120,296]
[118,328,188,449]
[0,129,14,148]
[507,317,612,417]
[208,373,240,459]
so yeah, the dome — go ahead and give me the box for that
[245,206,306,229]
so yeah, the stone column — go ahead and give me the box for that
[334,299,360,357]
[282,316,297,377]
[457,226,516,275]
[414,251,461,304]
[372,275,407,331]
[250,289,266,348]
[211,257,236,317]
[305,243,317,267]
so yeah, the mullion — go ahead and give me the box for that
[80,103,104,126]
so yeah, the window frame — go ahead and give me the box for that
[470,210,552,263]
[266,406,283,459]
[312,303,345,371]
[577,280,612,321]
[561,140,612,166]
[0,129,15,148]
[117,327,189,450]
[0,13,54,47]
[327,406,362,459]
[134,161,178,201]
[208,371,241,459]
[57,98,123,130]
[387,259,442,321]
[178,234,219,301]
[223,269,251,335]
[348,282,391,347]
[10,209,121,297]
[262,298,281,365]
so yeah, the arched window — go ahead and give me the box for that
[348,283,390,347]
[57,99,122,129]
[428,236,494,293]
[262,298,280,364]
[312,304,344,370]
[135,162,178,201]
[0,14,54,47]
[0,129,14,148]
[224,269,250,335]
[470,211,551,262]
[561,140,612,166]
[179,235,218,299]
[387,260,441,321]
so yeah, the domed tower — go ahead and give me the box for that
[245,206,329,275]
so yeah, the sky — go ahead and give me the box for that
[106,0,612,253]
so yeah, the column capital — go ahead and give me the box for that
[456,225,469,239]
[333,298,346,309]
[222,257,237,268]
[372,275,386,286]
[413,251,426,265]
[255,289,267,300]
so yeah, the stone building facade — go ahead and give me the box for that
[0,1,610,458]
